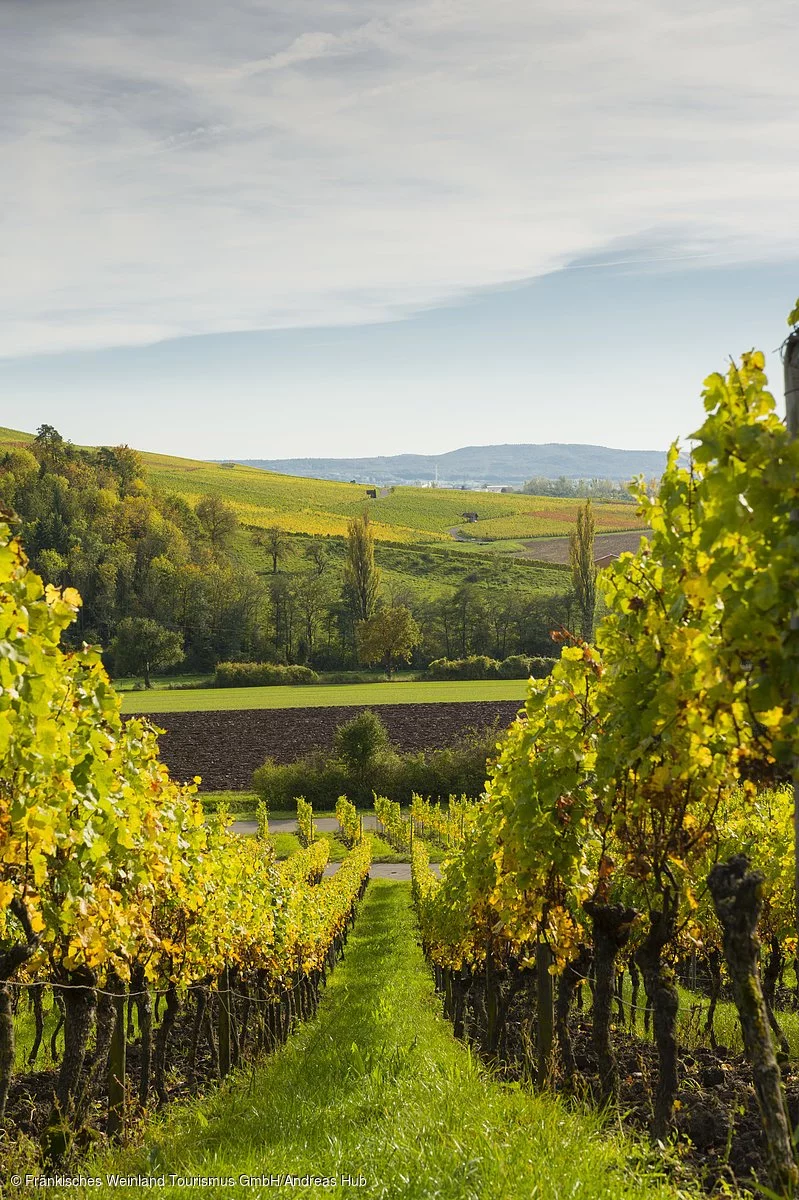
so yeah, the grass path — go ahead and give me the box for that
[76,883,697,1200]
[120,678,527,714]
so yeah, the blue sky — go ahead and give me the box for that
[2,0,798,458]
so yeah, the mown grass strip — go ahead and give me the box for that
[120,679,528,714]
[70,882,700,1200]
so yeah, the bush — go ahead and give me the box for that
[252,752,349,811]
[426,656,500,680]
[384,723,504,803]
[426,654,555,681]
[251,717,504,810]
[497,655,556,679]
[333,709,391,774]
[214,661,319,687]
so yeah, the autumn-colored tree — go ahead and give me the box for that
[357,605,421,677]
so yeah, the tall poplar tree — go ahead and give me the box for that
[343,511,381,622]
[569,499,597,639]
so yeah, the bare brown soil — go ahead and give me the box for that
[478,993,796,1195]
[569,1022,797,1194]
[142,701,521,791]
[520,529,651,564]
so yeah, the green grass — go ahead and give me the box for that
[12,991,62,1073]
[365,835,446,864]
[112,674,213,693]
[268,831,303,858]
[220,524,569,601]
[673,983,799,1057]
[121,678,528,714]
[76,882,699,1200]
[605,971,799,1059]
[200,792,260,815]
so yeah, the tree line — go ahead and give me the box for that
[0,426,583,683]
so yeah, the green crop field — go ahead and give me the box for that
[121,678,528,714]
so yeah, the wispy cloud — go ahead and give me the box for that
[2,0,798,357]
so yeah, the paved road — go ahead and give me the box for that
[231,815,379,836]
[323,862,440,880]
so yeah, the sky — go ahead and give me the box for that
[1,0,798,459]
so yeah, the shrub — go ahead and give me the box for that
[497,655,556,679]
[252,719,505,809]
[214,661,319,687]
[426,656,500,680]
[252,753,349,811]
[426,654,555,681]
[333,709,390,775]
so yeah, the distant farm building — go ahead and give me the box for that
[462,511,479,523]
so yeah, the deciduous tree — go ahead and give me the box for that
[343,512,380,623]
[569,500,597,639]
[111,617,184,688]
[196,494,238,551]
[356,605,421,677]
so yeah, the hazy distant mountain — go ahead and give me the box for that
[234,443,677,486]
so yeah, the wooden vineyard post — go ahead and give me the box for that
[218,967,231,1078]
[784,325,799,945]
[107,981,126,1139]
[536,941,554,1087]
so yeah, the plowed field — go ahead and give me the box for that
[141,701,522,790]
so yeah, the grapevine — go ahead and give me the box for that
[0,520,371,1150]
[409,307,799,1194]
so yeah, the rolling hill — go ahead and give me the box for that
[0,427,647,545]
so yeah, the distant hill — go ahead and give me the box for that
[234,443,675,486]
